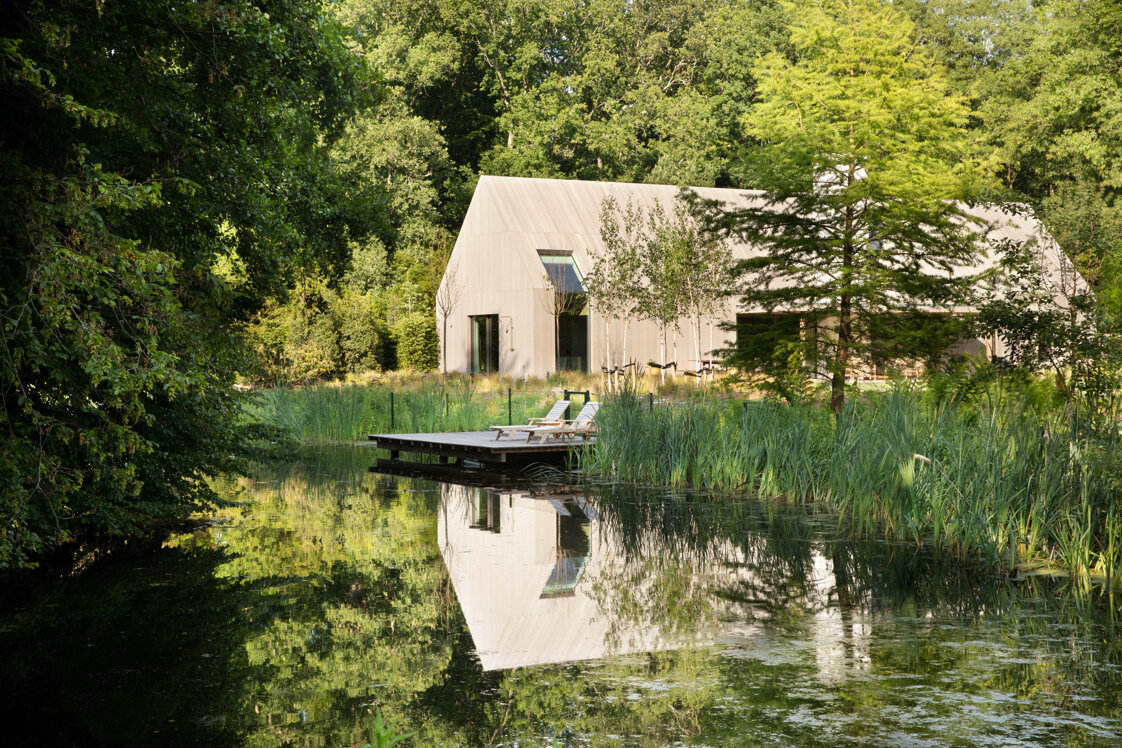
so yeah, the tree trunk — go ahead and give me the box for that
[832,156,858,413]
[622,319,630,389]
[833,240,854,413]
[554,310,561,377]
[831,315,849,413]
[708,321,714,385]
[605,318,612,393]
[659,327,666,386]
[693,312,703,387]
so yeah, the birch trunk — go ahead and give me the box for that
[659,327,666,386]
[604,318,612,394]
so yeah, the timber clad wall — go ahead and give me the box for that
[437,175,1073,379]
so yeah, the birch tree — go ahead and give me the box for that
[648,195,735,384]
[588,196,645,388]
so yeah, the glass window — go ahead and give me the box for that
[471,315,499,374]
[538,251,587,293]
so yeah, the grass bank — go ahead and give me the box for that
[582,384,1122,584]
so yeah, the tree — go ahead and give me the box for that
[434,258,464,378]
[0,1,377,567]
[724,0,990,412]
[648,194,734,383]
[538,274,586,376]
[474,0,789,185]
[587,197,645,387]
[978,212,1121,410]
[979,0,1122,327]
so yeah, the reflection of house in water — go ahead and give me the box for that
[439,484,663,671]
[439,483,873,674]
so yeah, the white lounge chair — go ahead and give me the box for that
[521,401,601,442]
[490,400,570,440]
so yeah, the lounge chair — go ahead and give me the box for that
[490,400,570,440]
[522,401,601,443]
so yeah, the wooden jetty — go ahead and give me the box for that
[367,430,592,472]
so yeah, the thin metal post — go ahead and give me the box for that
[649,392,653,412]
[390,391,395,430]
[508,387,512,426]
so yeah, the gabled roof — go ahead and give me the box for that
[450,175,1079,307]
[464,175,766,257]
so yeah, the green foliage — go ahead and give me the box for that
[337,291,392,374]
[977,231,1122,407]
[584,384,1122,580]
[726,0,992,411]
[245,282,392,384]
[393,313,440,372]
[0,0,376,567]
[365,711,415,747]
[978,0,1122,323]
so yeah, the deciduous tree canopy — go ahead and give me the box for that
[1,0,378,566]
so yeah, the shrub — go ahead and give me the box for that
[334,290,389,374]
[393,312,439,371]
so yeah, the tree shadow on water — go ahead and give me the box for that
[0,539,251,747]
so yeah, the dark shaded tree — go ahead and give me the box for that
[0,0,380,567]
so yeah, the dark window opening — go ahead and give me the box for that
[557,311,588,372]
[471,314,499,374]
[470,489,502,533]
[538,251,588,372]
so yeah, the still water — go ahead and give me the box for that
[2,448,1120,746]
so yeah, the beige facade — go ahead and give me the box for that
[436,175,1075,379]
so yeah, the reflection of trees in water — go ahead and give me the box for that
[586,481,1122,741]
[494,646,722,745]
[228,468,1122,746]
[590,483,829,635]
[204,452,478,745]
[5,454,1120,746]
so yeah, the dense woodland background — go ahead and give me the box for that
[256,0,1122,382]
[3,0,1122,566]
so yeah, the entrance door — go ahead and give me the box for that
[471,315,499,374]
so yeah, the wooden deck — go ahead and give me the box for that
[367,430,593,465]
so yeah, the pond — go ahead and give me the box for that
[2,447,1120,746]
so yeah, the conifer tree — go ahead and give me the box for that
[725,0,991,411]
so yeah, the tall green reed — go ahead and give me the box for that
[583,385,1122,582]
[248,381,555,445]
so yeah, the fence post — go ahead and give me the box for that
[508,387,512,426]
[649,392,653,412]
[390,390,395,430]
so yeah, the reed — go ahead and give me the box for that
[583,385,1122,582]
[248,380,557,444]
